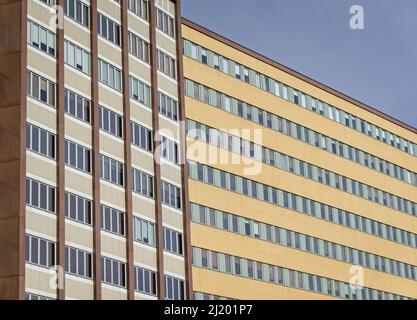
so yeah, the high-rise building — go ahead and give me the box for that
[0,0,416,301]
[0,0,192,300]
[182,20,417,300]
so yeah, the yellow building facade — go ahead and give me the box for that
[182,19,417,300]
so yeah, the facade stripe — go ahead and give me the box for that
[149,0,165,299]
[56,0,66,300]
[90,0,101,300]
[19,0,29,300]
[174,0,193,300]
[181,17,417,136]
[121,0,135,300]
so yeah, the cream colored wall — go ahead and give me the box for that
[25,267,56,298]
[24,0,186,300]
[65,277,94,300]
[156,0,176,16]
[157,73,178,98]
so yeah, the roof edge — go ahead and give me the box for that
[181,17,417,136]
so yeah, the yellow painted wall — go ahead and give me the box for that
[183,22,417,300]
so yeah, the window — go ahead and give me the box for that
[159,92,178,121]
[156,7,175,38]
[27,70,56,107]
[164,227,183,255]
[164,275,184,300]
[128,0,149,21]
[135,266,156,295]
[157,50,176,79]
[64,0,90,27]
[64,89,90,123]
[97,12,120,46]
[99,59,122,91]
[100,154,124,186]
[162,181,181,209]
[64,39,90,74]
[25,293,53,300]
[25,234,55,268]
[99,106,123,138]
[131,121,152,152]
[191,247,407,300]
[65,246,92,278]
[65,192,92,225]
[132,168,154,198]
[128,31,149,63]
[27,20,55,56]
[26,123,55,158]
[129,76,151,106]
[161,136,179,164]
[189,160,417,252]
[184,79,417,197]
[184,38,417,159]
[64,140,91,173]
[26,178,55,213]
[101,257,126,287]
[133,216,155,246]
[39,0,56,6]
[100,204,125,236]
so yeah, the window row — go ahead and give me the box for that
[64,88,91,123]
[64,140,91,173]
[192,247,410,300]
[38,0,55,7]
[191,203,417,281]
[132,168,154,198]
[26,178,55,213]
[99,59,122,92]
[156,7,175,38]
[101,204,125,236]
[97,12,121,46]
[65,192,92,225]
[159,91,178,121]
[100,106,123,138]
[100,154,124,186]
[185,79,417,188]
[162,181,181,209]
[133,216,155,246]
[157,50,176,79]
[193,292,231,300]
[188,161,417,249]
[64,0,90,28]
[184,39,417,158]
[128,31,150,63]
[164,275,184,300]
[26,123,55,159]
[161,136,179,165]
[135,266,156,296]
[128,0,149,21]
[27,70,56,107]
[27,19,55,56]
[131,121,153,152]
[65,246,92,279]
[163,227,183,255]
[129,75,151,107]
[187,119,417,216]
[64,39,90,75]
[25,293,53,300]
[101,257,126,287]
[25,234,55,268]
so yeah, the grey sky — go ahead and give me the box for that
[181,0,417,129]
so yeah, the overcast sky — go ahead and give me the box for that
[182,0,417,129]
